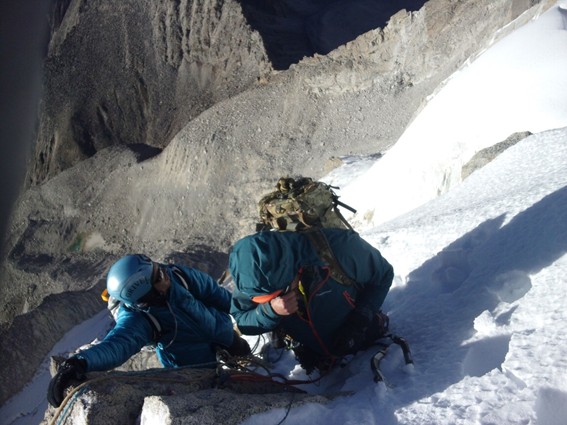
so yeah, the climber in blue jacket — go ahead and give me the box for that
[47,254,250,407]
[229,228,393,373]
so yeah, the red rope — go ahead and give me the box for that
[301,267,338,366]
[228,372,324,386]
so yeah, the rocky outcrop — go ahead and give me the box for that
[0,0,555,411]
[41,368,328,425]
[30,0,271,186]
[237,0,429,69]
[461,131,533,180]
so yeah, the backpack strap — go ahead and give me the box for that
[122,304,162,342]
[331,204,355,231]
[171,266,190,291]
[304,228,359,290]
[141,311,162,341]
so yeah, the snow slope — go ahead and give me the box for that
[242,3,567,424]
[1,2,567,425]
[260,126,565,425]
[341,1,567,228]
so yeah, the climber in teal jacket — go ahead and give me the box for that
[47,254,250,408]
[229,228,393,372]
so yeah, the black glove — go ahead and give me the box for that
[332,310,372,356]
[47,357,87,408]
[225,331,251,357]
[293,343,321,375]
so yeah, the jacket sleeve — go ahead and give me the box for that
[228,232,301,335]
[332,230,394,316]
[75,307,154,372]
[230,288,282,335]
[172,281,234,347]
[176,266,231,313]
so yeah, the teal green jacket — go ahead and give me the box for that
[229,229,393,356]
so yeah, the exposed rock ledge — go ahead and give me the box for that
[42,367,328,425]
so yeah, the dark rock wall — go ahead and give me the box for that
[236,0,429,69]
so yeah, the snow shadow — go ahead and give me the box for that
[236,0,427,69]
[535,387,567,425]
[379,185,567,415]
[559,4,567,30]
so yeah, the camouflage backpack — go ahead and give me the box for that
[256,177,356,232]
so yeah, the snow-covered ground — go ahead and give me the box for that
[2,2,567,424]
[341,1,567,228]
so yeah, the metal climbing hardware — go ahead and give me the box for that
[370,335,413,384]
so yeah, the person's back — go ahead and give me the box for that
[229,228,393,370]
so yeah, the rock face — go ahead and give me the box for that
[462,131,533,180]
[0,0,555,413]
[237,0,429,69]
[31,0,271,186]
[41,368,327,425]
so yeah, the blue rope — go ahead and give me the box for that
[56,385,88,425]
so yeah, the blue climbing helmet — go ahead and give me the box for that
[106,254,154,306]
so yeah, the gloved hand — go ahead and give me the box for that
[225,330,251,357]
[47,357,87,408]
[332,310,372,356]
[293,343,321,375]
